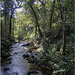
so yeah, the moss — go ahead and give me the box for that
[7,57,12,60]
[1,38,11,50]
[1,51,10,58]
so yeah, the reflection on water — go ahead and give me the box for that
[1,42,52,75]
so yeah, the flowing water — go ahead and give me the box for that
[1,42,52,75]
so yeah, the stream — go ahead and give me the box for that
[1,42,52,75]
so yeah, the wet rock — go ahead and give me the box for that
[31,53,38,59]
[36,70,43,75]
[23,52,31,58]
[23,54,30,58]
[28,50,32,53]
[3,67,9,71]
[9,61,12,64]
[26,43,31,46]
[22,43,30,46]
[27,70,43,75]
[10,54,12,56]
[14,52,18,54]
[11,46,16,48]
[14,42,18,43]
[26,58,29,60]
[28,59,35,63]
[32,47,38,49]
[31,55,34,58]
[23,50,38,63]
[32,52,38,55]
[7,57,12,60]
[27,70,38,75]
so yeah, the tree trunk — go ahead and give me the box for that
[13,17,15,41]
[30,6,42,37]
[18,23,20,43]
[4,15,6,36]
[35,22,37,37]
[9,11,13,41]
[62,0,66,55]
[59,0,63,20]
[1,14,3,37]
[60,0,66,55]
[50,0,55,29]
[9,15,12,41]
[42,0,46,49]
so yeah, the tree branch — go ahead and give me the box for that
[39,0,45,5]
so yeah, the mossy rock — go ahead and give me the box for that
[27,70,38,75]
[7,57,12,60]
[28,50,32,53]
[1,51,10,58]
[31,55,35,58]
[28,59,35,63]
[4,49,8,52]
[23,54,30,58]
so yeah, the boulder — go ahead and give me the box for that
[3,67,9,71]
[23,52,31,58]
[22,43,30,47]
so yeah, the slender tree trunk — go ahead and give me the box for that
[1,14,3,37]
[9,11,13,41]
[18,23,20,43]
[59,0,63,20]
[35,24,37,37]
[50,0,55,29]
[13,17,15,41]
[62,0,66,55]
[30,6,42,37]
[42,0,46,49]
[9,15,12,41]
[60,0,66,55]
[43,0,46,40]
[4,15,6,36]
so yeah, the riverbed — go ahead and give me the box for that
[1,42,52,75]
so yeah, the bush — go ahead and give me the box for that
[37,48,74,75]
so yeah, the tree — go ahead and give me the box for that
[50,0,55,29]
[39,0,46,49]
[9,1,22,41]
[1,1,10,38]
[30,5,42,37]
[62,0,66,55]
[26,0,42,37]
[59,0,66,55]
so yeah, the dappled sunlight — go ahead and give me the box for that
[33,47,43,52]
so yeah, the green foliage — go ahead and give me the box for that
[1,51,10,58]
[38,48,74,74]
[1,38,11,50]
[26,0,34,6]
[37,34,74,74]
